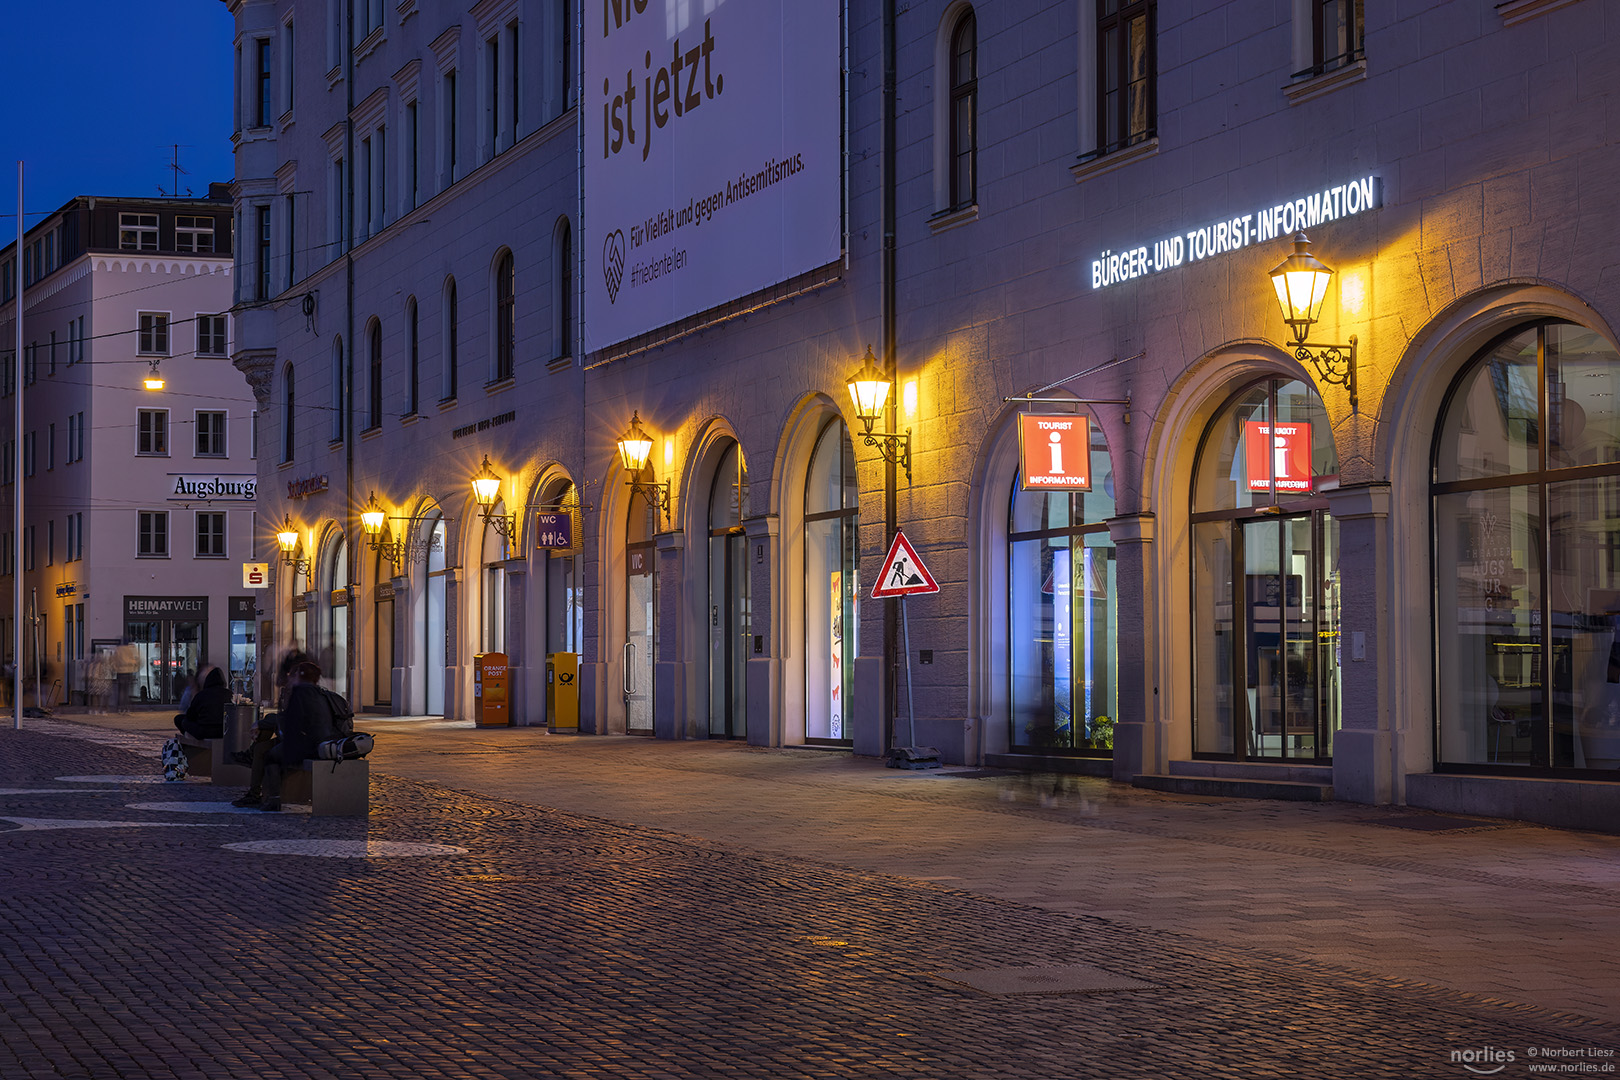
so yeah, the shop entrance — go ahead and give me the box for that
[123,620,205,706]
[707,441,749,739]
[624,541,656,734]
[1191,378,1341,762]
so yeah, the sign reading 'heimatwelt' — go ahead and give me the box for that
[1090,175,1383,291]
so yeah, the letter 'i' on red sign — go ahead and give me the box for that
[1017,414,1091,491]
[1243,419,1314,493]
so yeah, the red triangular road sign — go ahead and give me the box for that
[872,529,940,598]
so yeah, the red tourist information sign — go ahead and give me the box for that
[1244,419,1314,493]
[1017,414,1091,491]
[871,530,940,599]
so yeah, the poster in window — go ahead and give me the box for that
[829,571,843,740]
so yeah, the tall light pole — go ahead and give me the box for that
[13,162,24,729]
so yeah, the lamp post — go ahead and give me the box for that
[615,412,670,525]
[360,491,405,568]
[1268,231,1358,410]
[845,345,912,481]
[470,454,518,540]
[276,514,310,575]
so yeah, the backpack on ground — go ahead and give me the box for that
[160,737,188,782]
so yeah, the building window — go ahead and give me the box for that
[1190,377,1340,761]
[48,331,57,377]
[76,411,85,461]
[286,193,298,288]
[331,337,345,442]
[407,297,420,415]
[1303,0,1365,77]
[176,216,217,253]
[804,419,858,744]
[494,250,515,381]
[332,156,347,255]
[23,431,34,477]
[1097,0,1156,156]
[46,422,54,470]
[137,409,169,455]
[120,213,158,251]
[196,512,227,557]
[197,314,228,357]
[367,321,383,429]
[1008,419,1118,755]
[256,38,273,126]
[443,277,458,400]
[46,520,53,566]
[23,526,33,572]
[359,137,373,242]
[282,365,296,463]
[72,512,83,560]
[72,315,86,363]
[554,219,572,362]
[1433,321,1620,775]
[138,312,170,355]
[509,22,521,138]
[138,511,170,558]
[196,410,227,457]
[948,10,977,210]
[485,35,501,159]
[406,101,420,209]
[443,70,459,186]
[281,17,296,115]
[256,206,272,300]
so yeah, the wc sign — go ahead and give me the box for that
[1017,414,1091,491]
[1244,420,1314,492]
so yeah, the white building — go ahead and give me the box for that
[226,0,1620,832]
[0,191,256,707]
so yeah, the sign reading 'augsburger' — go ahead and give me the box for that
[1090,175,1383,290]
[585,0,842,354]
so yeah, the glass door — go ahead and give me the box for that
[708,531,749,738]
[625,542,655,734]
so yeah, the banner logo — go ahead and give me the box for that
[604,230,627,303]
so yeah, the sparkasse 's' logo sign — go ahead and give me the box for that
[1451,1047,1515,1074]
[603,230,627,303]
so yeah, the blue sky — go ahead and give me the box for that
[0,0,236,232]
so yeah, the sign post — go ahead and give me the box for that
[871,530,941,768]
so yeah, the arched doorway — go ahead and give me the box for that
[372,548,394,709]
[624,481,657,735]
[707,440,749,739]
[328,536,349,698]
[414,511,447,715]
[804,420,858,745]
[1433,321,1620,773]
[1007,417,1117,754]
[480,498,508,656]
[1190,377,1342,761]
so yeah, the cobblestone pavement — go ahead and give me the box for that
[4,717,1617,1079]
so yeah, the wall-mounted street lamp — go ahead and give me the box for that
[360,491,406,568]
[470,454,518,540]
[846,345,911,481]
[276,514,310,574]
[616,411,671,525]
[1268,231,1358,410]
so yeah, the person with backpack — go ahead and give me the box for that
[255,659,345,812]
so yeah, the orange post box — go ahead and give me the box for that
[473,652,510,727]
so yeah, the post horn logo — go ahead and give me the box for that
[603,230,627,304]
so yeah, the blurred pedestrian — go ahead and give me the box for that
[112,642,140,713]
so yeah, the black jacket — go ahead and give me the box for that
[179,668,230,738]
[276,683,337,764]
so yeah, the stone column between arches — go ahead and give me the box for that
[390,573,410,714]
[744,514,779,748]
[654,529,689,739]
[1107,513,1163,781]
[1323,482,1395,804]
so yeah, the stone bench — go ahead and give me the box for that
[280,758,370,817]
[174,732,214,779]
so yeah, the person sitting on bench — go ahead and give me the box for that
[256,660,337,813]
[173,666,228,740]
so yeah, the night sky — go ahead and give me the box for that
[0,0,236,233]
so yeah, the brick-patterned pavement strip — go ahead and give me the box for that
[4,719,1617,1079]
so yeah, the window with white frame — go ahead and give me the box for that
[138,511,169,557]
[485,34,501,159]
[442,69,459,186]
[197,314,228,356]
[46,422,54,470]
[281,17,295,115]
[256,205,273,299]
[138,312,170,355]
[494,250,515,381]
[23,431,34,477]
[256,37,273,126]
[282,365,296,463]
[331,337,345,442]
[137,409,169,455]
[195,411,227,457]
[175,216,215,253]
[120,213,158,251]
[442,277,458,400]
[359,0,383,39]
[553,217,572,361]
[196,512,227,557]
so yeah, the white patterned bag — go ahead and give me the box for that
[160,737,188,782]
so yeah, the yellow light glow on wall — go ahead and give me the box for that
[664,440,674,469]
[1339,271,1365,317]
[902,379,918,422]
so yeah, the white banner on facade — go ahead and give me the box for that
[584,0,842,354]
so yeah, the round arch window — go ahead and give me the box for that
[1433,321,1620,773]
[1190,377,1341,761]
[1007,417,1116,754]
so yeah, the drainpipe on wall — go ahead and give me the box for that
[880,0,898,753]
[344,1,357,701]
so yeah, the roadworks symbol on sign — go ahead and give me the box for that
[872,530,940,599]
